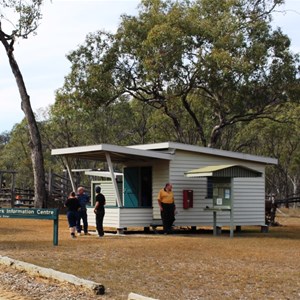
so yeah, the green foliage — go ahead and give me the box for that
[52,0,300,149]
[1,0,48,208]
[0,0,43,38]
[231,102,300,197]
[0,120,34,188]
[1,0,299,198]
[114,0,299,147]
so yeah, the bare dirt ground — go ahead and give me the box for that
[0,208,300,300]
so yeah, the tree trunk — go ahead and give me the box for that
[0,31,47,208]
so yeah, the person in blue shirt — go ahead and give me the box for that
[76,186,90,235]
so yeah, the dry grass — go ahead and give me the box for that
[0,209,300,300]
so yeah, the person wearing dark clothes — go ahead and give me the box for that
[76,186,90,235]
[64,191,81,239]
[94,186,106,237]
[157,183,176,234]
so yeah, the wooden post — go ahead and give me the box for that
[213,211,217,236]
[11,172,16,208]
[230,177,234,238]
[63,157,76,192]
[105,152,122,207]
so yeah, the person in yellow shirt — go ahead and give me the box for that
[157,183,176,234]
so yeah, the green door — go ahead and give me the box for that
[124,167,140,207]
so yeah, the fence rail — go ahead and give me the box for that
[265,195,300,226]
[0,172,91,209]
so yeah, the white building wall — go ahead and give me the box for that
[232,177,265,225]
[88,149,267,229]
[87,207,120,228]
[152,160,170,220]
[88,207,154,228]
[167,150,266,227]
[91,180,122,206]
[119,208,154,227]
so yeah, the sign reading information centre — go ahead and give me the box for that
[0,208,59,245]
[0,208,58,219]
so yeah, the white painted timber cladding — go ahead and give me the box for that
[91,181,121,206]
[87,207,153,228]
[88,149,267,229]
[152,160,170,220]
[118,208,153,227]
[87,208,95,226]
[166,150,266,227]
[87,207,120,228]
[233,178,265,225]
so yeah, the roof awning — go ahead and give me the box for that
[51,143,173,163]
[85,171,123,178]
[184,164,262,178]
[52,144,172,208]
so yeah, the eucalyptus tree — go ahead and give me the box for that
[51,92,142,147]
[232,102,300,198]
[0,0,47,207]
[55,0,300,149]
[0,131,10,148]
[52,30,161,148]
[0,121,35,189]
[112,0,300,148]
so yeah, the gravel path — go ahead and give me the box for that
[0,265,98,300]
[0,286,28,300]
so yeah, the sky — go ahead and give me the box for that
[0,0,299,133]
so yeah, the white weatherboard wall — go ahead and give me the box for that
[87,207,154,228]
[118,208,153,227]
[233,177,265,225]
[162,149,266,227]
[88,148,267,230]
[152,160,170,220]
[87,207,120,228]
[91,180,122,206]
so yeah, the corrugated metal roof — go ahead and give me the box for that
[51,142,277,166]
[130,142,278,165]
[185,164,262,178]
[51,143,173,163]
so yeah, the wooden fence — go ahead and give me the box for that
[0,171,90,209]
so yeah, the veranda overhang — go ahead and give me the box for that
[51,143,173,162]
[184,164,263,178]
[51,143,173,207]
